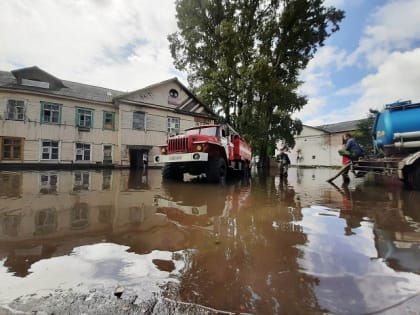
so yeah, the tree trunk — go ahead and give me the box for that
[258,143,271,170]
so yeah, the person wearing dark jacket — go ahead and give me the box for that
[339,133,363,161]
[338,133,365,181]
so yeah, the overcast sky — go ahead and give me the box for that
[1,0,420,126]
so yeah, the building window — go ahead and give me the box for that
[133,111,145,130]
[103,111,115,130]
[75,143,91,161]
[169,89,179,98]
[1,137,23,160]
[168,89,179,105]
[6,99,25,120]
[41,140,59,160]
[41,102,61,124]
[76,108,93,129]
[167,116,180,135]
[39,173,58,194]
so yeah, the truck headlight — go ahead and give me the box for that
[160,147,167,154]
[196,145,202,151]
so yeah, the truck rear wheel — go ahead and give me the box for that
[408,164,420,190]
[207,157,227,183]
[162,164,183,181]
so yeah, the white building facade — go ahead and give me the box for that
[276,120,365,167]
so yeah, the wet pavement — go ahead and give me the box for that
[0,167,419,314]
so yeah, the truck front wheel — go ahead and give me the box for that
[162,164,183,181]
[207,158,227,183]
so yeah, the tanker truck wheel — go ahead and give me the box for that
[408,164,420,190]
[207,157,227,183]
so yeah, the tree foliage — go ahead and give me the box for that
[354,113,376,154]
[169,0,344,168]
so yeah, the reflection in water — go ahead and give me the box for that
[73,171,90,191]
[127,169,149,190]
[71,203,89,230]
[39,173,58,194]
[34,208,57,235]
[0,169,420,314]
[329,178,420,274]
[0,172,22,198]
[1,211,22,237]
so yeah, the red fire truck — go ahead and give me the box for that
[153,124,252,182]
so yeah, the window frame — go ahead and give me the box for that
[6,99,25,121]
[41,102,62,124]
[1,137,24,160]
[40,140,60,160]
[103,111,115,130]
[76,107,94,129]
[133,111,146,130]
[75,143,91,161]
[167,116,180,135]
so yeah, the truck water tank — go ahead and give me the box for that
[373,100,420,149]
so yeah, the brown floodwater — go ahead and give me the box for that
[0,167,419,314]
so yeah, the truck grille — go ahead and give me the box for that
[168,137,188,152]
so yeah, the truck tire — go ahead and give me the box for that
[162,164,183,181]
[207,157,227,183]
[408,164,420,190]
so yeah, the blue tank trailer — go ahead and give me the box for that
[353,100,420,190]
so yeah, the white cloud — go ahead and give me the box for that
[300,0,420,126]
[296,46,347,122]
[294,96,327,125]
[349,48,420,116]
[0,0,180,91]
[334,83,361,97]
[298,45,346,97]
[347,0,420,68]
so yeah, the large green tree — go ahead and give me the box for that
[169,0,344,168]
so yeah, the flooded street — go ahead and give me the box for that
[1,167,420,314]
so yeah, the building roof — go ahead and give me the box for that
[316,119,367,134]
[0,66,217,119]
[11,66,67,89]
[0,68,124,104]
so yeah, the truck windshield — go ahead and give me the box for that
[186,126,218,136]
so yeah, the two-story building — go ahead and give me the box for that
[0,66,215,169]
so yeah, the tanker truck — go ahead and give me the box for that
[353,100,420,189]
[153,124,252,183]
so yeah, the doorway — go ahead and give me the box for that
[129,148,149,169]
